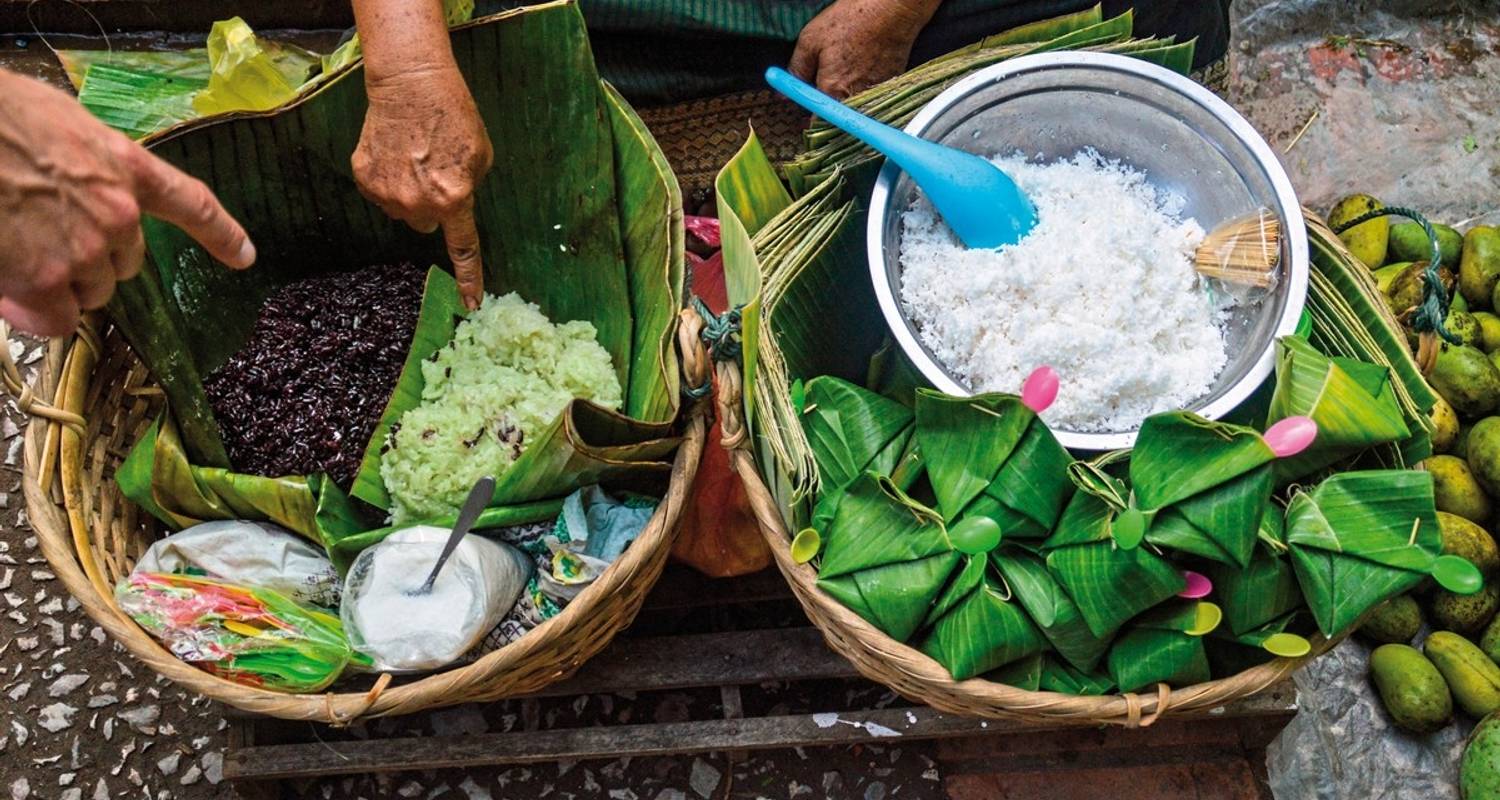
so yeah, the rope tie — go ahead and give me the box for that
[1333,206,1456,344]
[676,309,712,401]
[0,322,86,435]
[690,297,743,362]
[1119,683,1171,728]
[323,672,391,727]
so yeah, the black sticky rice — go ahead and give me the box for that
[203,263,425,485]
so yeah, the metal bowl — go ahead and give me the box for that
[868,52,1308,451]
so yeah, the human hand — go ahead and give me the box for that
[0,71,255,337]
[352,66,492,309]
[789,0,942,99]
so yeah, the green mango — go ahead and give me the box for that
[1360,595,1423,644]
[1387,262,1456,317]
[1374,261,1412,294]
[1476,312,1500,353]
[1431,584,1500,637]
[1329,194,1389,269]
[1431,345,1500,417]
[1391,221,1463,270]
[1427,631,1500,718]
[1479,613,1500,664]
[1453,312,1486,349]
[1464,226,1500,307]
[1462,711,1500,799]
[1370,643,1453,733]
[1458,421,1479,460]
[1433,395,1460,453]
[1439,512,1500,577]
[1431,460,1495,525]
[1468,417,1500,497]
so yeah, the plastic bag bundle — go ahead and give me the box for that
[135,520,341,608]
[341,527,532,672]
[116,573,364,693]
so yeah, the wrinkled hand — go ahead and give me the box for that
[352,67,492,309]
[0,71,255,337]
[790,0,940,99]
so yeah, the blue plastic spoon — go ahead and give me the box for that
[765,66,1037,248]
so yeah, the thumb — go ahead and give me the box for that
[443,199,485,311]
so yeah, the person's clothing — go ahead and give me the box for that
[484,0,1230,105]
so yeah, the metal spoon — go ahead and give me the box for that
[408,475,495,596]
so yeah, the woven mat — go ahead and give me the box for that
[635,58,1229,203]
[637,89,807,202]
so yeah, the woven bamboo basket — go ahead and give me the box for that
[715,360,1335,727]
[11,310,709,722]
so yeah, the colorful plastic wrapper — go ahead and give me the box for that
[116,572,366,693]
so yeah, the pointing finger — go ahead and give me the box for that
[443,200,484,311]
[128,146,256,270]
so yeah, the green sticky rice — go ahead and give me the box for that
[382,292,622,522]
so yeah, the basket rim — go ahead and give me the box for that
[23,326,707,722]
[721,358,1331,726]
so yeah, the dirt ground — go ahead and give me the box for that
[2,2,1499,798]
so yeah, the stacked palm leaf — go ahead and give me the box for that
[1302,215,1439,467]
[110,1,686,564]
[783,5,1196,194]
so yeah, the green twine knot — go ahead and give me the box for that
[691,297,743,361]
[681,297,744,399]
[1332,206,1459,345]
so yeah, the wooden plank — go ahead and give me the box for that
[222,626,855,719]
[537,627,851,696]
[224,685,1297,780]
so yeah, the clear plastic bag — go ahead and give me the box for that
[341,526,532,672]
[116,572,364,693]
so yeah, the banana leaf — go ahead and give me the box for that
[1267,335,1410,483]
[1306,215,1436,467]
[483,402,679,508]
[603,82,684,424]
[1042,486,1185,639]
[1106,602,1214,693]
[802,374,914,492]
[1201,504,1304,636]
[345,266,465,510]
[117,416,366,548]
[994,548,1111,673]
[816,474,960,642]
[916,555,1044,680]
[112,2,681,472]
[1129,412,1277,568]
[324,497,564,575]
[986,652,1043,690]
[1039,655,1115,695]
[1285,470,1453,637]
[1205,610,1313,677]
[72,61,208,140]
[914,390,1074,538]
[715,131,784,460]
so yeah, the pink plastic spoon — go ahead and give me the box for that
[1021,366,1059,414]
[1264,416,1317,458]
